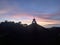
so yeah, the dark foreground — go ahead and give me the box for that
[0,21,60,45]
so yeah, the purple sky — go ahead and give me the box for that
[0,0,60,28]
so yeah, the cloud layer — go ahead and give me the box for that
[0,0,60,27]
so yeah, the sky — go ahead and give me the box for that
[0,0,60,28]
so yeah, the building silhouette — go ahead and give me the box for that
[32,18,37,24]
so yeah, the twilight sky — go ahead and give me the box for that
[0,0,60,28]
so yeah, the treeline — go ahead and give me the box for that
[0,21,60,45]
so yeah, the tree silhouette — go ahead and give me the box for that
[0,19,59,45]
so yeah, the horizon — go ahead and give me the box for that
[0,19,60,28]
[0,0,60,28]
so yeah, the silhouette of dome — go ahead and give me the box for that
[32,18,37,24]
[28,18,47,32]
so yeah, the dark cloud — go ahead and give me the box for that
[44,24,60,28]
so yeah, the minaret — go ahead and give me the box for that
[32,18,37,24]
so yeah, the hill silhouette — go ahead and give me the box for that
[0,19,59,45]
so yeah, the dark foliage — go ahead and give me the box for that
[0,20,59,45]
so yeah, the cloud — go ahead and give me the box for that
[44,24,60,28]
[6,12,59,27]
[0,0,60,27]
[38,10,60,20]
[0,6,60,27]
[30,9,60,20]
[0,9,9,15]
